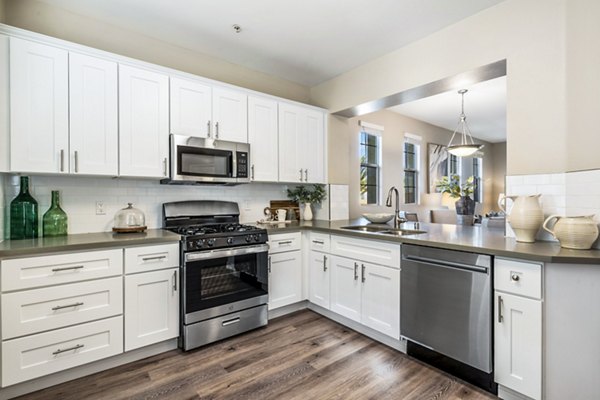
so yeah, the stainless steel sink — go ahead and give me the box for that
[340,225,426,236]
[340,225,390,233]
[378,229,427,236]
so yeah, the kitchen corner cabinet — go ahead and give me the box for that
[494,258,542,400]
[268,233,302,310]
[248,95,278,181]
[119,64,169,178]
[278,102,326,184]
[9,37,69,174]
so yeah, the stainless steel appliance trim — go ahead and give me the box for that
[403,254,489,274]
[232,143,237,178]
[184,294,269,325]
[184,243,269,262]
[183,304,268,351]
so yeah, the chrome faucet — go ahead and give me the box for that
[386,186,402,229]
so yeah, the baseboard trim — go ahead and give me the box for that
[498,385,535,400]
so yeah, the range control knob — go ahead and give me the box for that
[227,237,234,245]
[252,234,259,242]
[245,235,252,242]
[207,238,215,247]
[196,239,205,248]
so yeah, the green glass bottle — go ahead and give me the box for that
[43,190,68,237]
[10,176,39,240]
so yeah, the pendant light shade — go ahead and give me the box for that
[447,89,483,157]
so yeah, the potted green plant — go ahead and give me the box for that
[287,184,327,221]
[436,175,476,224]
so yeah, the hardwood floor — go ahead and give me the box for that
[17,310,497,400]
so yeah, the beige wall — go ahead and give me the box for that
[0,1,5,23]
[341,110,495,220]
[491,142,507,209]
[312,0,568,176]
[2,0,311,103]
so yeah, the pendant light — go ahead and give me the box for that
[447,89,484,157]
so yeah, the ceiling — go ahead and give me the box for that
[37,0,505,86]
[388,76,507,143]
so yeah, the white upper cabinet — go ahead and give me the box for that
[119,64,169,178]
[170,77,212,138]
[212,86,248,143]
[248,95,278,182]
[10,37,69,174]
[278,102,326,184]
[69,53,118,176]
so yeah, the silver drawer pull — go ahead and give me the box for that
[511,273,520,282]
[361,264,366,283]
[312,240,324,245]
[323,255,328,271]
[354,262,358,280]
[142,255,167,262]
[277,241,293,245]
[498,295,504,323]
[52,265,84,272]
[52,302,84,311]
[53,344,84,355]
[222,317,240,327]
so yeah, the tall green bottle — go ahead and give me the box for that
[43,190,68,237]
[10,176,39,239]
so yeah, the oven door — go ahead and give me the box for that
[183,244,269,324]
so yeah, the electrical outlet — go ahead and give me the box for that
[95,201,106,215]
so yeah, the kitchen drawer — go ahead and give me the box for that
[124,243,179,274]
[495,258,542,299]
[308,232,330,253]
[269,232,301,253]
[2,277,123,340]
[1,249,123,292]
[2,316,123,387]
[331,235,400,268]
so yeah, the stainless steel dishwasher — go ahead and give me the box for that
[401,244,495,393]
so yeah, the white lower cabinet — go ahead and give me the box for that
[268,250,302,310]
[308,250,330,309]
[330,255,361,322]
[124,268,179,351]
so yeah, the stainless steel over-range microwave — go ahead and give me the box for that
[162,134,250,185]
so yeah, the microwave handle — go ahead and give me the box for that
[232,151,237,178]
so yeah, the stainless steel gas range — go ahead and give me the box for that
[163,200,269,351]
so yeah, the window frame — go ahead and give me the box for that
[359,125,383,206]
[403,134,421,205]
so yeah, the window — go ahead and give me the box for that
[359,123,382,205]
[472,157,483,202]
[403,139,420,204]
[449,154,460,175]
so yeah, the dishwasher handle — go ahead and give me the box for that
[402,254,489,274]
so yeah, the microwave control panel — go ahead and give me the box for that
[236,152,248,178]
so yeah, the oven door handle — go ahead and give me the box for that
[185,243,270,262]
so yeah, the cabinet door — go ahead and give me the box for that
[124,268,179,351]
[329,255,361,322]
[303,109,326,183]
[268,251,302,310]
[69,52,118,176]
[248,95,278,182]
[361,263,400,339]
[170,77,212,138]
[495,292,542,400]
[212,86,247,143]
[308,250,330,309]
[278,103,304,183]
[10,37,68,174]
[119,64,169,178]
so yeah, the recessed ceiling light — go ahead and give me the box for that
[232,24,242,33]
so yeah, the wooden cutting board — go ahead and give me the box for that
[269,200,300,221]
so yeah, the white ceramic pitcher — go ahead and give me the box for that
[542,215,599,249]
[498,194,543,243]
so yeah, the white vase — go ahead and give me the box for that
[499,194,543,243]
[303,202,313,221]
[543,214,599,249]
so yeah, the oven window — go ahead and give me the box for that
[185,252,268,313]
[178,146,232,177]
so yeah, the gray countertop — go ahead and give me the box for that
[0,229,181,259]
[259,219,600,264]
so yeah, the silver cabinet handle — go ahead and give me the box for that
[215,121,219,138]
[268,256,272,273]
[52,302,84,311]
[511,273,520,282]
[74,150,79,173]
[251,164,255,180]
[172,270,177,292]
[52,265,84,272]
[277,240,293,245]
[53,344,84,355]
[354,262,358,280]
[163,158,168,177]
[222,317,240,327]
[498,295,504,323]
[142,255,167,262]
[60,149,65,172]
[312,240,324,245]
[361,264,366,283]
[207,120,211,137]
[304,169,308,182]
[323,255,327,271]
[299,169,303,181]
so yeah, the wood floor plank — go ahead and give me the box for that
[16,310,498,400]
